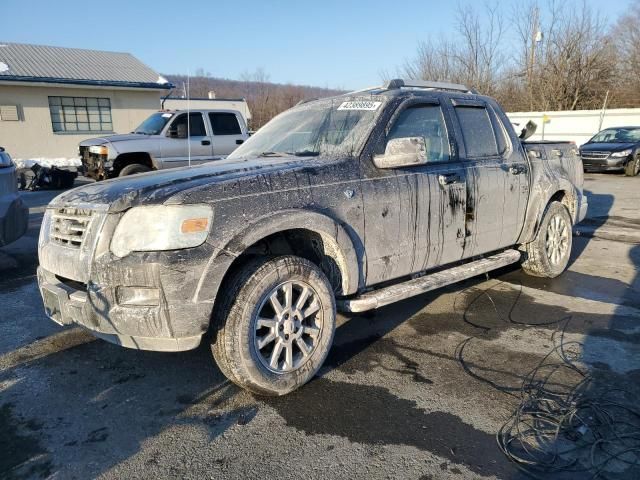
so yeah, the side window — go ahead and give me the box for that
[455,106,498,158]
[387,105,451,163]
[171,113,206,137]
[489,107,511,155]
[209,112,241,135]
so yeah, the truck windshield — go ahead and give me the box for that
[589,127,640,143]
[134,112,174,135]
[228,97,385,160]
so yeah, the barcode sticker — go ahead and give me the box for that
[337,101,381,111]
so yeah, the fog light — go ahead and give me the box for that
[117,286,160,306]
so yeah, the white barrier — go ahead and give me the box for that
[506,108,640,147]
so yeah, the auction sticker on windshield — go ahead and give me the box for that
[337,101,382,111]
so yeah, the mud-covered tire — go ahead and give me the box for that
[118,163,151,176]
[521,201,573,278]
[624,156,640,176]
[212,255,336,396]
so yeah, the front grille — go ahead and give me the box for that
[581,151,610,160]
[50,207,93,248]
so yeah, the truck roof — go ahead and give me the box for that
[351,78,477,96]
[158,108,243,114]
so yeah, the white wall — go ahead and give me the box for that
[507,108,640,146]
[162,98,251,123]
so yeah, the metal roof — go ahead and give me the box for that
[0,42,172,90]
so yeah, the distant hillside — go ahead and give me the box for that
[164,73,345,128]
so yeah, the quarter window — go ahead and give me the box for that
[209,113,242,135]
[387,105,451,163]
[455,106,499,158]
[48,96,112,133]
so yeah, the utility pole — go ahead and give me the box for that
[598,90,610,132]
[529,7,542,111]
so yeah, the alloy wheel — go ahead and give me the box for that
[545,214,570,266]
[253,280,323,373]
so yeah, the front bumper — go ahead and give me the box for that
[37,266,209,351]
[80,147,111,181]
[0,192,28,247]
[581,155,629,172]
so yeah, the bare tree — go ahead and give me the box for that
[400,2,506,95]
[610,0,640,107]
[400,0,619,112]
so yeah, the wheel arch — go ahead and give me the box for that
[113,152,155,175]
[195,210,363,307]
[518,180,578,245]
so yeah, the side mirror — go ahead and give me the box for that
[373,137,427,169]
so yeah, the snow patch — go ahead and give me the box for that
[14,157,81,170]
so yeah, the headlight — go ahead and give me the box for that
[89,145,108,156]
[611,149,632,157]
[110,205,213,257]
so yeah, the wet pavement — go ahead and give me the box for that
[1,173,639,479]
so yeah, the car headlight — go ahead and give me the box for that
[89,145,108,156]
[110,205,213,257]
[611,149,632,157]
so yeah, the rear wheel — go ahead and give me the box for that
[212,256,336,396]
[521,201,573,278]
[118,163,151,176]
[624,156,640,176]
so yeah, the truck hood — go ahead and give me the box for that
[79,134,150,147]
[580,142,637,152]
[49,156,322,212]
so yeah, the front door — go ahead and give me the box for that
[361,101,467,286]
[160,112,214,168]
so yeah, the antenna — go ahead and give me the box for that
[187,70,191,167]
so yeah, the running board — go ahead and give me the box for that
[338,249,521,313]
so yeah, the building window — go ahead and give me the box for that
[48,96,112,133]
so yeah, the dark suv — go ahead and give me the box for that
[580,126,640,176]
[38,79,587,396]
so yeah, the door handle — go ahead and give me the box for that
[236,139,244,145]
[509,165,526,175]
[438,173,460,186]
[201,140,211,146]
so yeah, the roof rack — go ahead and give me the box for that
[384,78,475,94]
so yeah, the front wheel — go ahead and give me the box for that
[624,156,640,177]
[118,163,151,176]
[521,201,573,278]
[212,256,336,396]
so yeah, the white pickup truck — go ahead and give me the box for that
[79,109,250,180]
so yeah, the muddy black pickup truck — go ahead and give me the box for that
[37,79,587,395]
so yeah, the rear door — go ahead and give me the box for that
[160,112,214,168]
[208,112,246,157]
[448,99,527,257]
[361,100,467,286]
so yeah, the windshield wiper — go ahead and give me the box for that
[258,151,292,157]
[290,150,320,157]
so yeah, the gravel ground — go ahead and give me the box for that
[1,173,639,480]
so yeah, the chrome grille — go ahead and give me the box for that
[50,207,93,248]
[581,151,610,160]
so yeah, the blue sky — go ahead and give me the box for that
[1,0,633,90]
